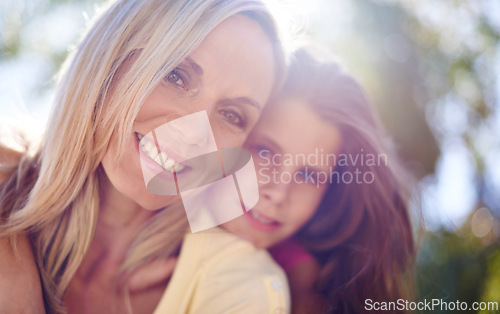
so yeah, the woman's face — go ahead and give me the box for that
[101,15,276,210]
[222,97,342,249]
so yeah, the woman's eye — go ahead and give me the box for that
[165,69,187,90]
[219,109,245,128]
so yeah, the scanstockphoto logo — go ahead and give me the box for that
[138,110,259,233]
[257,148,388,187]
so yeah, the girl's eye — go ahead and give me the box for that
[297,168,321,185]
[255,145,272,158]
[250,144,275,164]
[219,108,246,128]
[165,69,187,90]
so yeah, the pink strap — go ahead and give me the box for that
[269,239,314,272]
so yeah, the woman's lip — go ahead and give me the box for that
[244,210,281,232]
[134,132,191,181]
[136,131,186,164]
[138,148,176,181]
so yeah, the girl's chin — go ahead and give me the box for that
[221,221,272,248]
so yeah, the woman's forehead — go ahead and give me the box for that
[186,15,276,105]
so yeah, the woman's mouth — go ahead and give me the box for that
[136,132,186,174]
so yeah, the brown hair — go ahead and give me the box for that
[284,49,416,313]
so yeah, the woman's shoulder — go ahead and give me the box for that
[0,234,45,313]
[0,144,24,185]
[0,144,23,161]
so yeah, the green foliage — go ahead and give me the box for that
[417,229,485,313]
[417,226,500,313]
[480,249,500,314]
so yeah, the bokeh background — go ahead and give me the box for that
[1,0,499,312]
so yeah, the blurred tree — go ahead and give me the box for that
[297,0,500,310]
[389,0,500,215]
[298,0,440,178]
[480,248,500,314]
[0,0,105,117]
[417,228,489,313]
[417,216,500,313]
[385,1,500,309]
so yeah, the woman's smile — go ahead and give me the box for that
[136,132,188,174]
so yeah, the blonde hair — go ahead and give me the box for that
[0,0,285,312]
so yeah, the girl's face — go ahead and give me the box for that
[101,15,276,210]
[222,97,342,249]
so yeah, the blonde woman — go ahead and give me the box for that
[0,0,289,313]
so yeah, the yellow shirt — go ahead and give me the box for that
[153,228,290,314]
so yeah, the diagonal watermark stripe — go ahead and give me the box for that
[139,110,259,232]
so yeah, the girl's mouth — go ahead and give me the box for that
[245,209,281,232]
[248,210,280,226]
[136,132,187,174]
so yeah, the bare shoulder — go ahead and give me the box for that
[0,234,45,313]
[0,144,23,185]
[0,144,23,164]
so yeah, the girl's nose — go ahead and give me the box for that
[261,179,289,206]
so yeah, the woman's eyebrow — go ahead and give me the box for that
[186,57,203,75]
[219,97,262,111]
[233,97,262,110]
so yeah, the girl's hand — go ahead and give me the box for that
[127,257,178,292]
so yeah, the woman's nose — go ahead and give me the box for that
[169,111,210,147]
[178,125,209,146]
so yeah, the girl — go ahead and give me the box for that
[0,0,289,313]
[222,49,416,313]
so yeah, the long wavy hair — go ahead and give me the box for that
[283,49,416,313]
[0,0,285,312]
